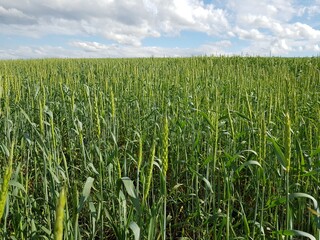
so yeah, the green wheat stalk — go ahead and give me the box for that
[284,112,292,239]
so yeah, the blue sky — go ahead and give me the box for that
[0,0,319,59]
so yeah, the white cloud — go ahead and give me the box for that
[71,41,109,52]
[234,27,266,40]
[290,22,320,39]
[0,0,319,58]
[143,0,158,15]
[197,40,232,55]
[0,45,81,59]
[0,6,36,24]
[225,0,320,55]
[297,1,320,18]
[69,40,231,57]
[166,0,228,34]
[271,39,291,55]
[0,39,233,59]
[0,0,228,45]
[227,0,296,23]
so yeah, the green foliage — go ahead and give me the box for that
[0,56,320,239]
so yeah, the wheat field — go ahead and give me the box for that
[0,56,319,239]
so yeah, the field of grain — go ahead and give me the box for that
[0,57,320,239]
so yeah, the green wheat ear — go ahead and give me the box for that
[110,89,115,119]
[54,186,67,240]
[0,142,14,221]
[143,141,156,203]
[161,116,169,177]
[284,112,291,172]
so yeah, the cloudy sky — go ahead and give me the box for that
[0,0,320,59]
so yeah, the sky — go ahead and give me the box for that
[0,0,320,59]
